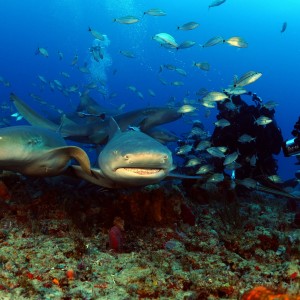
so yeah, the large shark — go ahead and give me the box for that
[0,126,91,177]
[70,118,199,188]
[10,93,182,145]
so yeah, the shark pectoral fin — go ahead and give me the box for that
[70,165,114,188]
[10,93,60,132]
[59,115,78,128]
[59,146,91,175]
[167,172,203,180]
[89,131,108,144]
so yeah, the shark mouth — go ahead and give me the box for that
[118,167,162,175]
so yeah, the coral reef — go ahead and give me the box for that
[0,174,299,299]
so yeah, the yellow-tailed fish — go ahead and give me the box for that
[234,71,262,87]
[177,105,197,113]
[203,91,228,102]
[225,36,248,48]
[199,98,215,108]
[254,116,272,126]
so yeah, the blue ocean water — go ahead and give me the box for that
[0,0,299,180]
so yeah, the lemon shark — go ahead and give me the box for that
[70,118,199,188]
[10,93,182,145]
[0,125,91,177]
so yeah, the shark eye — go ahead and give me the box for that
[124,154,130,160]
[161,155,168,163]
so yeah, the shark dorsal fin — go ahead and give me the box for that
[108,117,121,140]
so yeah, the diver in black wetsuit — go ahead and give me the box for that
[282,116,300,158]
[282,116,300,180]
[211,92,283,180]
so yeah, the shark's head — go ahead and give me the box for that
[98,127,173,186]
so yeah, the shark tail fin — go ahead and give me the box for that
[62,146,91,175]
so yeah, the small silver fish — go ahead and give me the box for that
[207,147,225,158]
[202,36,224,47]
[208,0,226,8]
[185,158,202,167]
[262,101,278,110]
[177,22,199,31]
[268,175,283,183]
[35,47,49,57]
[88,27,105,40]
[176,145,193,155]
[281,22,287,33]
[177,40,196,50]
[114,16,139,24]
[234,71,262,88]
[195,140,211,151]
[223,151,239,166]
[196,164,214,175]
[238,134,256,143]
[254,116,272,126]
[120,50,135,58]
[239,178,258,189]
[214,118,230,128]
[144,8,167,16]
[207,173,224,183]
[194,62,210,71]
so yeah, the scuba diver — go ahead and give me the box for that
[282,116,300,158]
[211,91,283,181]
[282,116,300,180]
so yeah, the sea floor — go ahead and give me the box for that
[0,173,299,299]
